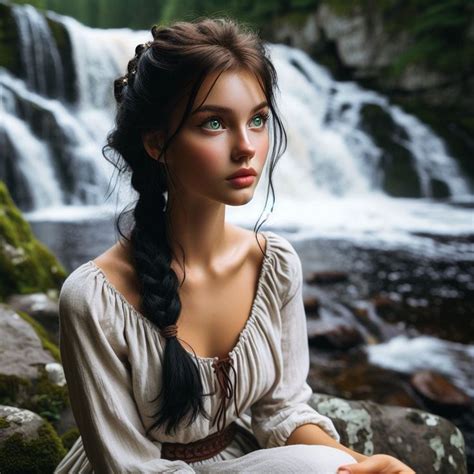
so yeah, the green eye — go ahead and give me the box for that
[203,118,222,130]
[252,116,263,127]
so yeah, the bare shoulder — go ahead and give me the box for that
[230,225,268,264]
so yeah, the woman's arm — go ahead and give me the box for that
[57,269,194,473]
[286,423,368,462]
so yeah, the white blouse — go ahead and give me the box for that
[54,230,340,473]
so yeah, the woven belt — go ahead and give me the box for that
[161,422,238,463]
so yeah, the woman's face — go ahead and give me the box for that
[159,69,270,207]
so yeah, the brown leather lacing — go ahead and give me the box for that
[210,355,241,433]
[159,327,242,461]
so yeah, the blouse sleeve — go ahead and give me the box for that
[57,270,195,473]
[250,240,341,449]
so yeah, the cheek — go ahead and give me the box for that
[172,133,225,176]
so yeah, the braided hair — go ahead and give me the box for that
[102,17,287,436]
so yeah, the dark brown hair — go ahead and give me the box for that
[102,17,287,436]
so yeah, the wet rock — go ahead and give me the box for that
[311,393,468,473]
[411,370,471,407]
[307,270,349,285]
[0,405,66,473]
[303,295,320,314]
[307,318,364,349]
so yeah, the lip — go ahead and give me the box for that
[226,167,257,180]
[227,175,256,188]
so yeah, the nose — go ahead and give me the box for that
[231,126,256,162]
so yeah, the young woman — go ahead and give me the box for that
[54,18,415,474]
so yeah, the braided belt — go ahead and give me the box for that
[161,421,238,463]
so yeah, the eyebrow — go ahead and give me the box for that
[191,101,269,116]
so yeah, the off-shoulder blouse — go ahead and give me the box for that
[54,230,340,473]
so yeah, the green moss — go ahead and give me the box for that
[0,416,11,428]
[24,367,69,423]
[0,368,69,423]
[16,310,61,363]
[0,421,66,474]
[0,181,67,300]
[0,374,31,407]
[60,426,80,452]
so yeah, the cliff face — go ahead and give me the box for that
[260,1,474,184]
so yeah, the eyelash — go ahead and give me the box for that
[199,111,270,130]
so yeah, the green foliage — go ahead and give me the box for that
[0,422,66,474]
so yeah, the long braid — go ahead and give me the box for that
[103,18,286,438]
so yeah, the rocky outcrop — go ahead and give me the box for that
[312,393,467,473]
[0,181,66,300]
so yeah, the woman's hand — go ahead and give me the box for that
[337,453,416,473]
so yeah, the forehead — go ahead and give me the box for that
[192,69,266,110]
[166,68,267,134]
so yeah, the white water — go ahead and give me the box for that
[1,5,472,256]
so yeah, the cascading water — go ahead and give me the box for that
[0,3,472,250]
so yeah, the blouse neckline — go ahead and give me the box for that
[87,230,275,364]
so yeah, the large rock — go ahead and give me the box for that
[312,393,467,473]
[6,292,60,344]
[0,304,56,380]
[0,304,69,426]
[0,405,66,473]
[0,181,66,300]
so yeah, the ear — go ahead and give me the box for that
[142,130,166,162]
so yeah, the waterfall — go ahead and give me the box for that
[0,4,472,247]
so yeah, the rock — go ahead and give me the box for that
[307,270,349,285]
[307,318,364,349]
[303,295,320,314]
[311,393,468,473]
[6,292,60,343]
[0,304,69,424]
[411,370,471,407]
[0,181,66,300]
[0,304,55,380]
[0,405,66,473]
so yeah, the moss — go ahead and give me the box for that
[60,426,80,452]
[0,181,67,300]
[0,421,66,474]
[0,416,11,428]
[16,310,61,363]
[0,374,31,407]
[0,368,69,423]
[24,367,69,423]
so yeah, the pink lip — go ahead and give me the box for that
[227,167,257,179]
[227,175,256,188]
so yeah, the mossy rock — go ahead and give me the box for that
[17,309,60,362]
[0,369,69,424]
[0,405,66,474]
[0,181,67,300]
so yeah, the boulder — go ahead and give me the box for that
[312,393,467,473]
[0,405,66,473]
